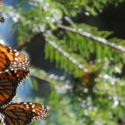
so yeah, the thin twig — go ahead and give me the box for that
[57,24,125,53]
[17,32,42,51]
[30,67,66,85]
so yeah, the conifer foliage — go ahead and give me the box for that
[1,0,125,125]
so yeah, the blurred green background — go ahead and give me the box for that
[1,0,125,125]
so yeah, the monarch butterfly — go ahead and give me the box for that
[0,44,30,71]
[0,44,48,124]
[0,67,30,107]
[0,102,48,125]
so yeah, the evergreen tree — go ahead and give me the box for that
[1,0,125,125]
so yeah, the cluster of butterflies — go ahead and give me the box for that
[0,0,4,24]
[0,44,48,125]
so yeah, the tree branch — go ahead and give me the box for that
[45,38,85,70]
[17,32,42,51]
[57,24,125,53]
[30,67,66,85]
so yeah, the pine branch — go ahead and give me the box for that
[58,24,125,53]
[45,38,85,70]
[30,67,66,85]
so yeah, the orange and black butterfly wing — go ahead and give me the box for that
[0,67,30,107]
[0,44,30,71]
[0,102,48,125]
[0,52,10,71]
[4,45,30,67]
